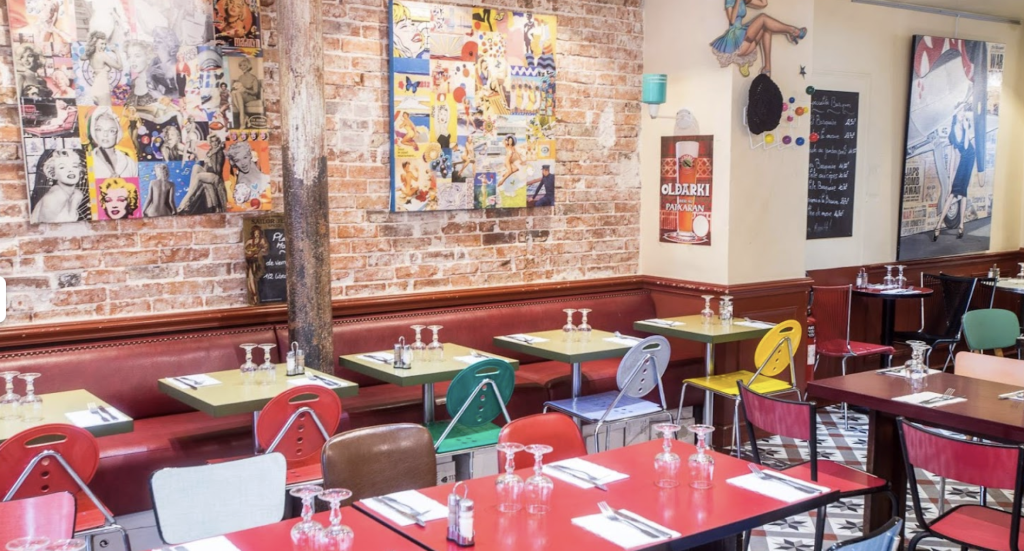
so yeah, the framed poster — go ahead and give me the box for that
[659,135,713,246]
[242,213,285,306]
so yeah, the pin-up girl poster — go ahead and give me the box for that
[709,0,806,77]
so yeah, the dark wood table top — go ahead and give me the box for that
[807,371,1024,442]
[851,286,933,299]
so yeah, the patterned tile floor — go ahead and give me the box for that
[747,405,1012,551]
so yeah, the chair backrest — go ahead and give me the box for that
[0,492,76,543]
[445,359,515,426]
[497,412,587,471]
[954,351,1024,386]
[616,336,670,398]
[753,320,802,378]
[811,285,851,345]
[962,308,1020,354]
[150,453,286,545]
[922,273,977,339]
[255,385,342,464]
[321,424,436,505]
[827,517,902,551]
[737,382,817,478]
[0,424,100,501]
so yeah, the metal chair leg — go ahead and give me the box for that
[812,506,826,551]
[841,356,850,430]
[676,383,689,423]
[938,476,947,513]
[733,399,742,458]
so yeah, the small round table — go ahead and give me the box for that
[852,286,934,360]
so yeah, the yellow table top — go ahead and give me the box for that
[634,314,772,344]
[157,364,358,417]
[340,343,519,387]
[492,329,633,364]
[0,389,134,443]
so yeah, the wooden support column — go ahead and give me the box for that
[279,0,332,373]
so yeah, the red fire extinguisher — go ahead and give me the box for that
[806,315,816,383]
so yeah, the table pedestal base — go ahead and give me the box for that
[423,383,435,424]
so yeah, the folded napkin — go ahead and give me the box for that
[502,334,549,344]
[892,391,967,408]
[572,509,679,548]
[735,320,775,329]
[454,354,491,364]
[604,337,640,347]
[167,374,222,390]
[359,352,394,364]
[65,405,128,427]
[876,367,941,379]
[175,536,242,551]
[544,457,629,489]
[999,389,1024,401]
[642,318,683,327]
[287,375,341,388]
[361,490,448,527]
[881,288,917,295]
[728,472,829,503]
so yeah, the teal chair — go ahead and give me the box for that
[962,308,1021,358]
[428,359,515,462]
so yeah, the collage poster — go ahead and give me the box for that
[659,136,713,246]
[389,1,557,212]
[10,0,271,224]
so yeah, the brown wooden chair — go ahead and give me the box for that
[321,423,436,506]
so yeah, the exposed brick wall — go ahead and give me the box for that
[0,0,642,326]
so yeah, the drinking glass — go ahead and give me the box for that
[561,309,577,342]
[495,442,526,513]
[290,485,324,549]
[896,265,908,289]
[653,423,681,488]
[317,488,354,551]
[427,325,444,362]
[687,424,715,489]
[17,373,42,422]
[240,343,258,383]
[5,537,49,551]
[700,295,715,326]
[577,309,592,341]
[0,371,20,421]
[410,325,428,362]
[719,296,733,327]
[906,340,929,379]
[257,343,276,386]
[524,444,554,514]
[1017,262,1024,280]
[44,540,86,551]
[882,265,895,289]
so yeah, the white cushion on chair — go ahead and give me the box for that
[546,392,664,422]
[150,453,286,544]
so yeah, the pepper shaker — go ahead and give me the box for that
[447,481,474,547]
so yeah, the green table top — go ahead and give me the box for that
[340,343,520,387]
[492,329,633,364]
[157,364,358,418]
[0,389,134,443]
[634,314,772,344]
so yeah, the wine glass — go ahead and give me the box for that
[0,371,21,421]
[316,488,354,551]
[561,309,577,342]
[257,343,276,386]
[882,265,895,289]
[427,325,444,362]
[1017,262,1024,280]
[5,537,49,551]
[44,540,87,551]
[896,265,908,289]
[524,444,554,514]
[577,309,592,341]
[495,442,526,513]
[653,423,681,488]
[719,296,733,327]
[240,343,258,383]
[17,373,42,422]
[410,325,428,362]
[290,485,324,548]
[688,424,715,489]
[700,295,715,325]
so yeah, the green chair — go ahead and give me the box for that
[962,308,1021,358]
[428,358,515,461]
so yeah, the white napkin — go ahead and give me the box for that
[999,389,1024,401]
[642,318,682,327]
[881,288,917,295]
[359,352,394,364]
[876,367,941,379]
[735,320,775,329]
[287,375,341,388]
[65,405,128,427]
[603,337,640,347]
[361,490,448,526]
[502,334,549,344]
[454,354,491,364]
[728,472,829,503]
[178,536,242,551]
[544,457,629,489]
[892,391,967,408]
[167,374,222,390]
[572,509,679,548]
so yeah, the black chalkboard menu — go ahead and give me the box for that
[807,90,859,239]
[242,213,287,306]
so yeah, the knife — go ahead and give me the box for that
[174,377,199,390]
[372,497,426,527]
[760,471,819,494]
[998,390,1024,400]
[310,374,340,388]
[920,395,956,405]
[366,354,393,363]
[548,464,609,491]
[97,404,117,421]
[507,335,536,344]
[617,509,674,539]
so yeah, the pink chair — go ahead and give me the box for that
[0,492,76,543]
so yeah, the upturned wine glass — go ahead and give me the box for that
[240,343,258,383]
[896,265,908,289]
[290,485,324,549]
[719,296,733,327]
[410,325,428,362]
[561,309,577,342]
[524,444,554,514]
[427,325,444,362]
[700,295,715,325]
[495,442,526,513]
[688,424,715,489]
[1017,262,1024,280]
[5,537,49,551]
[0,371,21,421]
[317,488,354,551]
[653,423,681,488]
[882,265,895,289]
[17,373,42,422]
[257,343,276,386]
[577,309,592,341]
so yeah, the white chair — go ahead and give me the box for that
[150,453,286,544]
[543,335,672,451]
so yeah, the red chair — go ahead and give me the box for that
[496,412,587,470]
[812,285,894,428]
[0,492,76,543]
[898,418,1024,551]
[738,382,894,551]
[255,385,342,487]
[0,424,129,550]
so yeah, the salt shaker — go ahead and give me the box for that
[989,264,1001,280]
[447,482,474,547]
[394,336,412,369]
[286,342,305,376]
[856,268,867,288]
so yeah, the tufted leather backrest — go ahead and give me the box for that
[321,423,436,505]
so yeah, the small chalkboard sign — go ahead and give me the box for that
[807,90,859,239]
[242,213,286,306]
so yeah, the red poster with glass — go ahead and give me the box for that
[660,135,712,245]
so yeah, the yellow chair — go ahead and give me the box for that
[676,320,802,456]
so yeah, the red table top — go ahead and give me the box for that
[851,286,933,298]
[355,439,841,551]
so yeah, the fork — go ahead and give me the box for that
[613,331,641,342]
[748,465,818,494]
[88,402,111,422]
[920,388,955,405]
[597,501,667,539]
[378,495,429,520]
[468,350,489,359]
